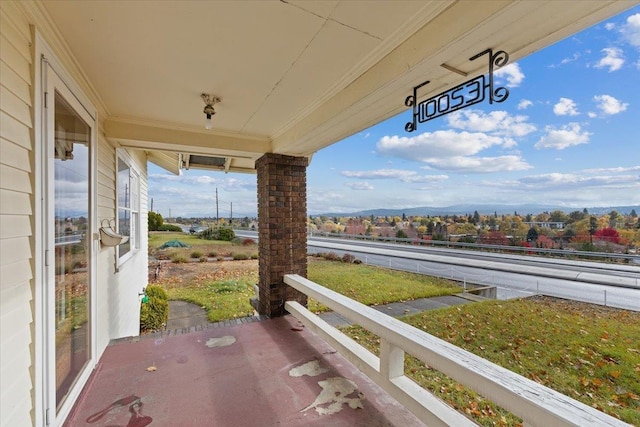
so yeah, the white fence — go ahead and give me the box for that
[284,274,631,427]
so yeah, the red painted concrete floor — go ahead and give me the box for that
[65,316,425,427]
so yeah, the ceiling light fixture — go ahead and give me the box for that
[201,93,220,130]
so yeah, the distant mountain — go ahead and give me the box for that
[315,204,640,218]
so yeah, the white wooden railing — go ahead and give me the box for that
[283,274,630,427]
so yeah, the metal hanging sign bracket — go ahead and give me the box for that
[404,48,510,132]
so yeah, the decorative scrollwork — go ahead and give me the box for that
[405,95,415,107]
[402,48,510,132]
[492,50,509,69]
[493,86,509,103]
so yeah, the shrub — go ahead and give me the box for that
[140,285,168,332]
[199,227,236,241]
[323,252,341,261]
[199,256,207,263]
[232,253,249,260]
[158,224,183,232]
[218,227,235,241]
[341,253,356,263]
[171,254,187,263]
[148,211,163,231]
[242,238,256,246]
[191,250,203,258]
[251,253,258,260]
[208,251,218,257]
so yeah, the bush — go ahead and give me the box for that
[232,253,249,260]
[171,254,187,263]
[323,252,341,261]
[148,211,163,231]
[199,227,236,241]
[251,253,258,259]
[242,238,256,246]
[208,251,218,257]
[158,224,183,232]
[191,250,203,258]
[342,253,356,263]
[140,285,168,332]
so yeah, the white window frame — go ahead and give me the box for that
[117,149,140,265]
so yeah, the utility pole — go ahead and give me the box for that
[230,202,233,225]
[150,198,153,212]
[216,188,219,226]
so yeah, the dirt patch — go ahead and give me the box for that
[150,259,258,287]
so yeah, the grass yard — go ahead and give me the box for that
[341,296,640,426]
[149,231,258,261]
[306,258,460,312]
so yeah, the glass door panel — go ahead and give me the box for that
[53,91,91,410]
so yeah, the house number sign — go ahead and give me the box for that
[404,48,510,132]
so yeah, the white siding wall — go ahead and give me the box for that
[1,4,153,425]
[95,133,117,355]
[95,140,149,355]
[0,2,34,426]
[104,148,148,342]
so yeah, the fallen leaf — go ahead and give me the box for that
[146,366,157,372]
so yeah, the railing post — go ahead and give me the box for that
[380,339,404,380]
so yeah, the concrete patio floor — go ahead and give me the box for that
[65,315,426,427]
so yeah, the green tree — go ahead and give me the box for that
[148,211,163,231]
[472,210,481,224]
[396,229,408,239]
[549,210,569,223]
[526,227,538,243]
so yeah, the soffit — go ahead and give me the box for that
[40,0,635,173]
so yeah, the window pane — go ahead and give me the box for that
[53,92,91,410]
[119,209,131,256]
[117,158,130,208]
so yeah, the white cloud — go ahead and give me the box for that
[494,62,524,87]
[342,169,448,183]
[376,130,531,173]
[549,52,582,68]
[594,47,625,71]
[621,13,640,48]
[421,155,531,173]
[593,94,628,115]
[446,110,536,137]
[517,99,533,110]
[605,22,616,31]
[378,131,509,158]
[582,165,640,174]
[553,98,579,116]
[535,123,591,150]
[518,172,639,189]
[346,182,374,191]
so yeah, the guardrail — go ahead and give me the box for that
[283,274,630,427]
[308,231,639,264]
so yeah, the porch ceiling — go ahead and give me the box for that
[41,0,632,174]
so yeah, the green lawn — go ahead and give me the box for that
[307,259,460,312]
[341,297,640,426]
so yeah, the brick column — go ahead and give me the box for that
[254,153,308,317]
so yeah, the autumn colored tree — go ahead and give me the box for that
[594,227,621,244]
[479,231,509,245]
[537,235,555,249]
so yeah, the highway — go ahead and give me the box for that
[236,231,640,311]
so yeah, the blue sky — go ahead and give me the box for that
[149,6,640,218]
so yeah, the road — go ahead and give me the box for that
[236,230,640,311]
